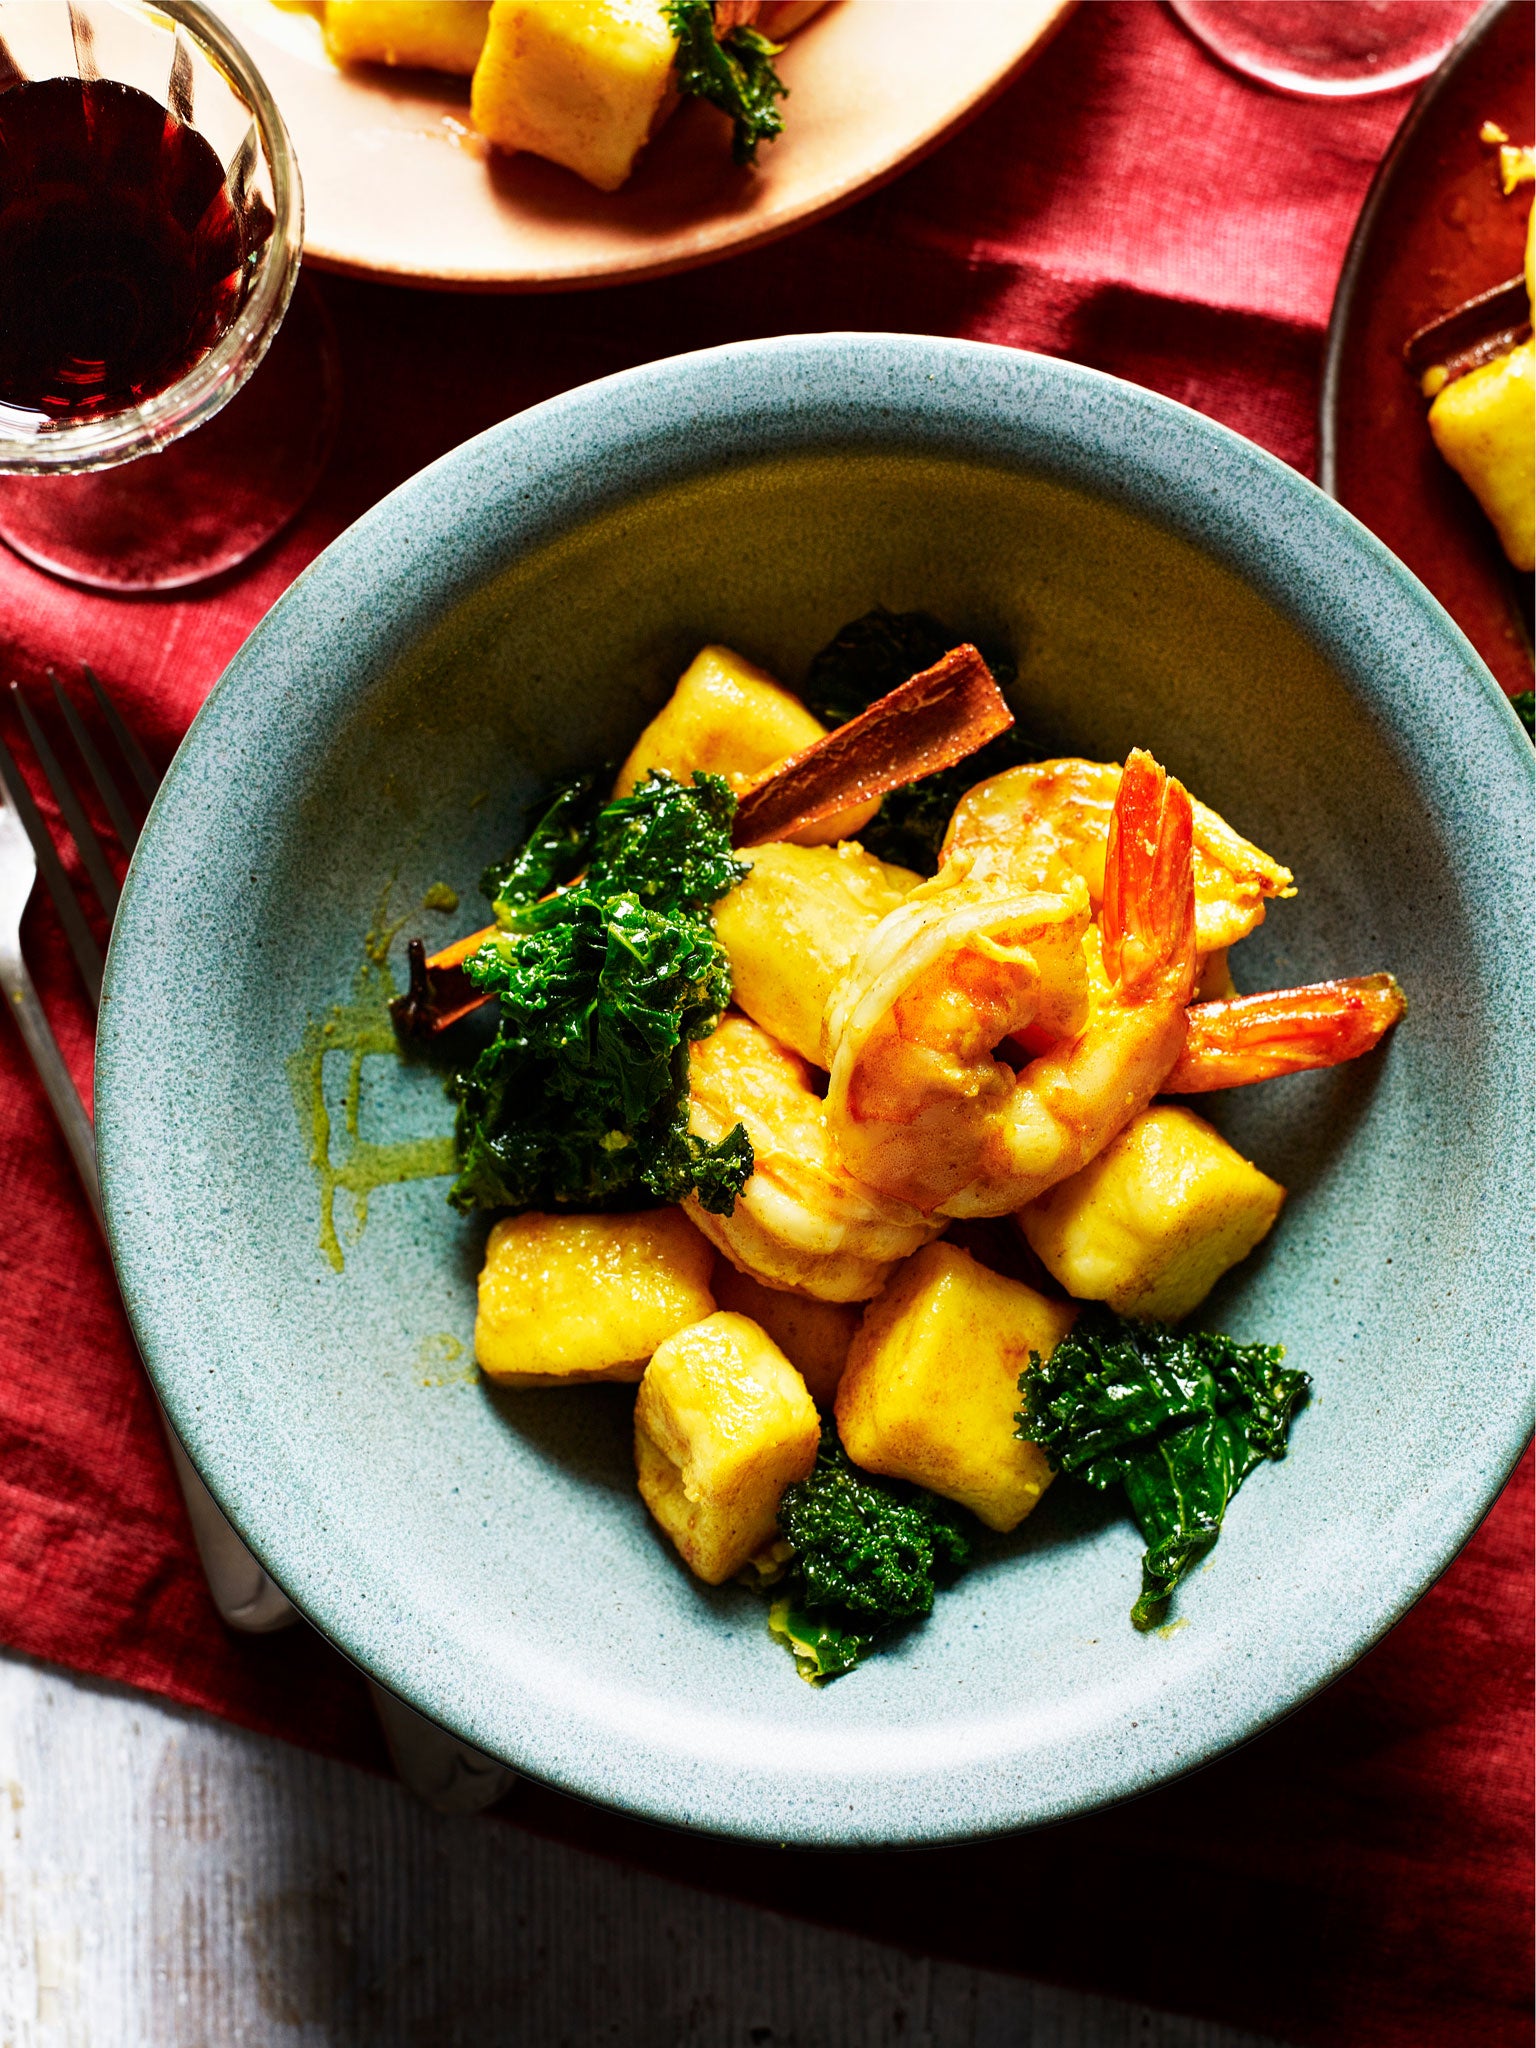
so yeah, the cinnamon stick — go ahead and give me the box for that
[731,643,1013,848]
[1404,274,1529,386]
[391,931,495,1039]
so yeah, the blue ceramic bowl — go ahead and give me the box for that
[97,336,1534,1845]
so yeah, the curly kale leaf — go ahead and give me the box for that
[650,1119,755,1213]
[481,771,607,921]
[585,767,746,913]
[766,1604,872,1682]
[1017,1307,1310,1631]
[449,772,752,1216]
[801,605,1037,873]
[1512,689,1534,740]
[767,1424,973,1680]
[780,1427,972,1619]
[665,0,787,166]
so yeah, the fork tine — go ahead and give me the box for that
[10,684,119,917]
[52,674,139,854]
[0,733,104,1005]
[83,664,158,805]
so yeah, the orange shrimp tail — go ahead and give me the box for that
[1100,748,1197,1001]
[1164,972,1407,1093]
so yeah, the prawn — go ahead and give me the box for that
[1015,920,1404,1092]
[1163,973,1407,1092]
[684,1013,942,1302]
[819,869,1094,1212]
[825,749,1197,1218]
[943,758,1293,956]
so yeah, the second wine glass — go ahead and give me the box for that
[1167,0,1489,98]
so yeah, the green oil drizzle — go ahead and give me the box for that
[416,1332,474,1388]
[288,885,458,1272]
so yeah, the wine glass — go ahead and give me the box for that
[0,0,337,591]
[1167,0,1490,98]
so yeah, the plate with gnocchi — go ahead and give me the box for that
[213,0,1071,288]
[1320,0,1533,702]
[97,335,1533,1843]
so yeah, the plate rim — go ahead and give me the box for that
[1317,0,1519,496]
[236,0,1078,293]
[97,333,1536,1845]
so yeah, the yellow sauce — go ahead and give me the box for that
[288,886,457,1272]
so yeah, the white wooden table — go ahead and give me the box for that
[0,1650,1296,2047]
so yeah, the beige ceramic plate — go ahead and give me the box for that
[214,0,1073,290]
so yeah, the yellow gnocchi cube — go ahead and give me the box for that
[712,840,920,1065]
[1428,339,1535,572]
[709,1260,859,1410]
[635,1311,819,1583]
[475,1209,714,1386]
[470,0,678,195]
[1017,1104,1285,1324]
[613,645,877,845]
[324,0,490,73]
[835,1244,1075,1533]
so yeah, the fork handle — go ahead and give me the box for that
[158,1423,298,1633]
[0,940,296,1634]
[1,942,103,1222]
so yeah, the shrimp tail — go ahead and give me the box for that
[1100,748,1197,1002]
[1163,973,1407,1093]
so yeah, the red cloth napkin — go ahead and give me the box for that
[0,8,1528,2045]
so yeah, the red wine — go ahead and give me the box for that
[0,76,246,421]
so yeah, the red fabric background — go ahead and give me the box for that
[0,7,1529,2045]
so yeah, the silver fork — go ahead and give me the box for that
[0,672,515,1810]
[0,671,295,1632]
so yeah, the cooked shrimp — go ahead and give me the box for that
[826,749,1198,1219]
[943,758,1293,955]
[1163,974,1407,1093]
[820,868,1093,1211]
[684,1014,942,1303]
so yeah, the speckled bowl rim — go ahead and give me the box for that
[97,335,1535,1845]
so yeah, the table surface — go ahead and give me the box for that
[0,1647,1297,2048]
